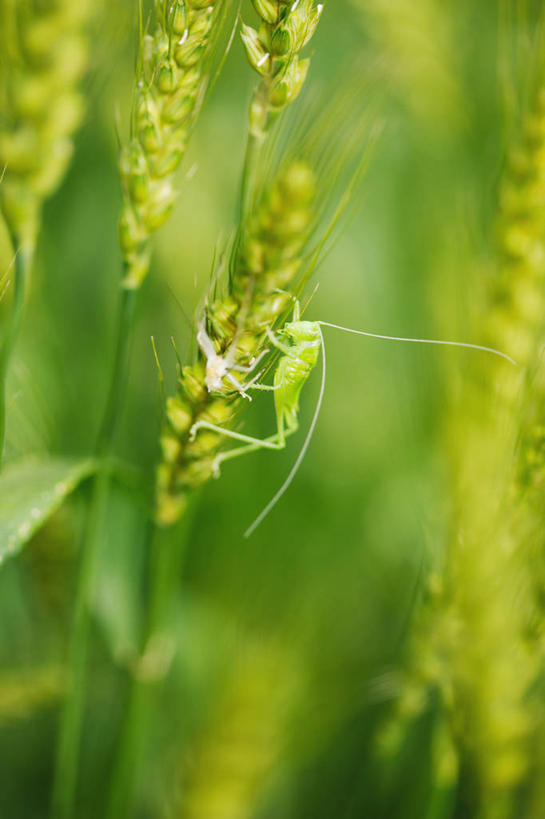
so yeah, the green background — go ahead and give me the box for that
[0,0,522,816]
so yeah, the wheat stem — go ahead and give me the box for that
[96,289,138,455]
[51,467,110,819]
[51,285,137,819]
[106,519,167,819]
[106,665,151,819]
[106,506,195,818]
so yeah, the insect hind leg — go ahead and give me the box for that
[212,425,297,475]
[190,419,283,449]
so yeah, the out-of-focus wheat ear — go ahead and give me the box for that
[483,83,545,412]
[0,0,94,251]
[386,19,545,812]
[0,0,95,465]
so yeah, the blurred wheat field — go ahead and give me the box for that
[1,1,545,818]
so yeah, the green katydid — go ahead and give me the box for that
[191,300,516,537]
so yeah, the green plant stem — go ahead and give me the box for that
[51,285,137,819]
[106,506,195,819]
[51,468,110,819]
[0,241,32,467]
[96,289,137,454]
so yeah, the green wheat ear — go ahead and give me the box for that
[381,58,545,818]
[0,0,94,251]
[119,0,231,290]
[0,0,95,465]
[155,159,318,526]
[241,0,324,139]
[483,85,545,408]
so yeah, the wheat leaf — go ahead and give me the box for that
[0,456,95,565]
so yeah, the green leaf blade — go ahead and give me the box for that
[0,456,95,565]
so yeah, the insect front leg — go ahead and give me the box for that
[228,360,277,398]
[226,372,253,400]
[240,366,280,393]
[230,348,269,374]
[266,328,305,366]
[266,328,293,356]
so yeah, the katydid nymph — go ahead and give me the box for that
[190,300,517,537]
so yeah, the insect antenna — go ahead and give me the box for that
[244,327,327,538]
[317,322,518,366]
